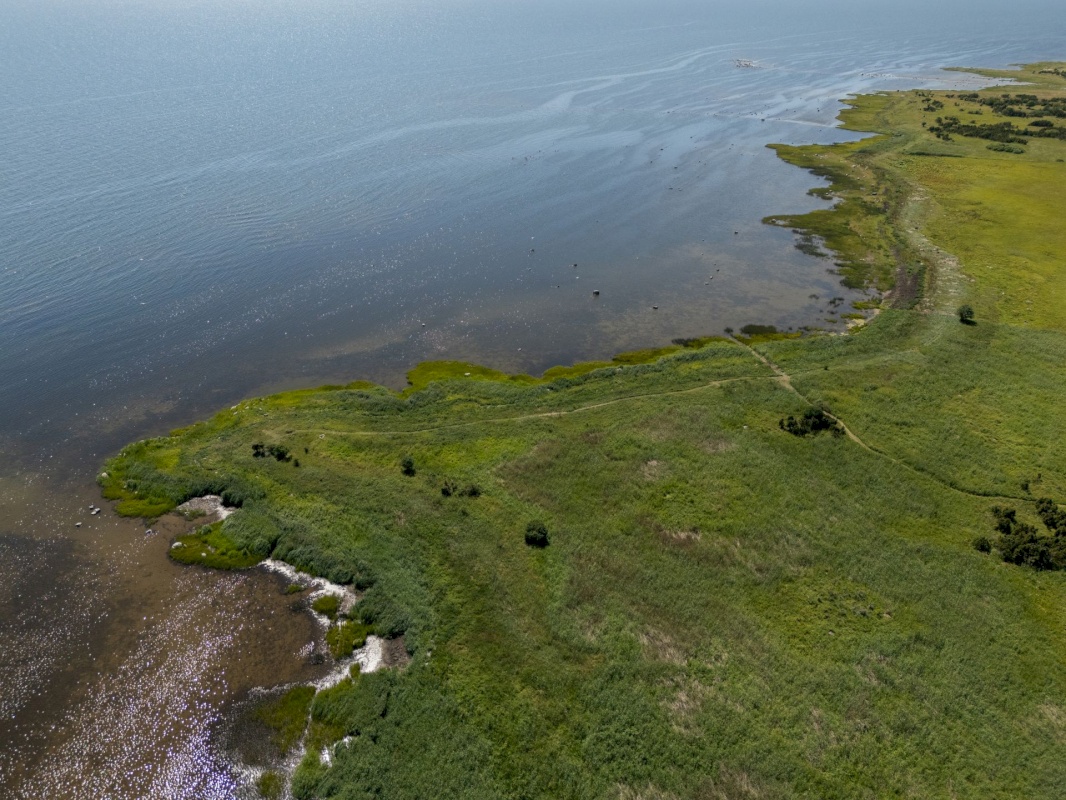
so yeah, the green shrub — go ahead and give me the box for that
[221,507,280,558]
[524,520,550,548]
[354,584,411,638]
[958,304,976,324]
[1035,497,1066,534]
[291,751,327,800]
[401,456,416,476]
[779,408,843,437]
[253,443,293,462]
[992,506,1066,571]
[986,143,1025,154]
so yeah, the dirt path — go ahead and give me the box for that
[726,335,1030,504]
[903,187,968,316]
[292,339,1032,506]
[293,372,771,438]
[728,336,874,453]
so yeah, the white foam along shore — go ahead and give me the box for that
[259,558,382,685]
[171,506,371,671]
[173,505,388,791]
[175,494,237,520]
[228,559,386,797]
[317,634,386,689]
[259,558,359,618]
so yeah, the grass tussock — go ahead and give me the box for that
[326,620,373,659]
[256,686,315,756]
[167,522,261,570]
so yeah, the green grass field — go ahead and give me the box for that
[103,63,1066,799]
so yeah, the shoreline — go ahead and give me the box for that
[43,57,1066,800]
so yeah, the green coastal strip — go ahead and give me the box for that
[104,63,1066,799]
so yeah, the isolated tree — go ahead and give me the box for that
[958,304,975,324]
[401,456,416,477]
[524,520,550,548]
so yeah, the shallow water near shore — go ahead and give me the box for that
[0,479,327,798]
[2,0,1065,795]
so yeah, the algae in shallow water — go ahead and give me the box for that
[256,686,315,756]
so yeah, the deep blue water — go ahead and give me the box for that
[1,1,1064,796]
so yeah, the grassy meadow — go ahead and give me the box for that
[102,64,1066,798]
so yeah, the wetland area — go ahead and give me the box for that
[3,1,1066,797]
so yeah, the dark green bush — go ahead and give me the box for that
[524,520,550,548]
[1035,497,1066,534]
[972,536,992,553]
[992,505,1066,571]
[779,408,843,437]
[401,456,416,476]
[986,143,1025,154]
[252,443,292,462]
[958,304,975,324]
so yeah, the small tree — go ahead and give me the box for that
[972,536,992,553]
[401,456,416,477]
[1036,497,1066,534]
[524,520,550,548]
[957,304,975,324]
